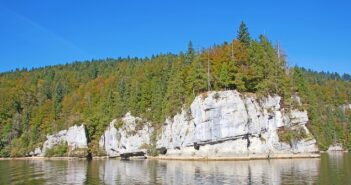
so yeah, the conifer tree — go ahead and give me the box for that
[219,62,230,89]
[237,21,251,47]
[186,57,207,95]
[186,41,195,65]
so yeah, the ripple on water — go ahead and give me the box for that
[0,154,350,185]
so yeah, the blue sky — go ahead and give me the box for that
[0,0,350,74]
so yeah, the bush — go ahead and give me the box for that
[44,142,68,157]
[139,143,158,156]
[213,92,220,100]
[278,126,308,146]
[147,145,159,156]
[88,140,106,157]
[69,148,88,158]
[145,131,159,156]
[116,119,124,129]
[9,138,28,157]
[0,147,10,157]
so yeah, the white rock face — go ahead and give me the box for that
[341,104,351,112]
[42,124,88,155]
[157,90,319,158]
[328,144,345,152]
[34,147,43,156]
[99,113,154,157]
[99,120,120,157]
[28,147,43,157]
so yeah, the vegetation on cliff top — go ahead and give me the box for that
[0,22,350,157]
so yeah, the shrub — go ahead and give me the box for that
[213,92,220,100]
[116,119,124,129]
[278,126,308,146]
[147,145,159,156]
[69,148,88,158]
[0,147,10,157]
[45,142,68,157]
[138,143,158,156]
[88,140,106,157]
[200,92,208,100]
[185,108,192,121]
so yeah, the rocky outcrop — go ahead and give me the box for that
[28,147,43,157]
[40,124,88,156]
[327,144,345,152]
[99,113,154,157]
[340,104,351,112]
[156,90,319,159]
[97,90,319,159]
[99,120,120,157]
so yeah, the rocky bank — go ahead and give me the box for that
[156,91,318,159]
[98,90,319,159]
[31,124,88,157]
[32,90,320,159]
[99,113,154,157]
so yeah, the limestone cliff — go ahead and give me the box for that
[156,90,318,158]
[341,104,351,112]
[327,144,346,152]
[99,113,154,157]
[99,90,319,159]
[33,124,88,157]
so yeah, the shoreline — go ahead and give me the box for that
[149,153,321,161]
[0,153,323,161]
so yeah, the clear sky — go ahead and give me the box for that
[0,0,350,74]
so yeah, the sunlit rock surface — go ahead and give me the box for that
[328,144,345,152]
[340,104,351,112]
[156,90,318,158]
[41,124,88,156]
[99,113,153,157]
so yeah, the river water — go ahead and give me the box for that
[0,153,350,185]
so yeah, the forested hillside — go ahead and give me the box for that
[293,68,351,150]
[0,22,350,157]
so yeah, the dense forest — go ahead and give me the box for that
[0,22,350,157]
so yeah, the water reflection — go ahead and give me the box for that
[95,158,320,185]
[1,154,351,185]
[318,153,351,185]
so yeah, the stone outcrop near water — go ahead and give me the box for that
[99,113,154,157]
[32,90,318,159]
[155,91,318,159]
[99,90,319,159]
[31,124,88,157]
[327,144,346,152]
[341,104,351,112]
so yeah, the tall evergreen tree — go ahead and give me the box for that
[186,41,195,65]
[219,62,230,89]
[186,57,207,96]
[237,21,251,47]
[164,60,186,117]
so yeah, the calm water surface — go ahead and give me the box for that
[0,153,350,185]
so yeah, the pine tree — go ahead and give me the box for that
[54,82,66,119]
[232,40,249,91]
[164,60,186,117]
[186,57,207,95]
[186,41,195,65]
[219,62,230,89]
[237,21,251,47]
